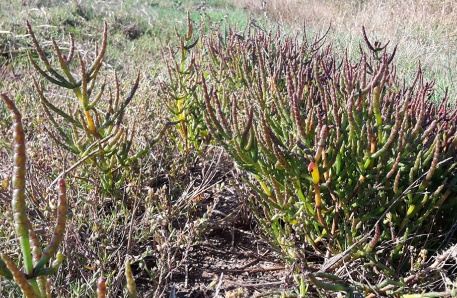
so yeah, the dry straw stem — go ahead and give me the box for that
[374,243,457,295]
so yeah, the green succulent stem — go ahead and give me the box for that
[1,95,33,270]
[26,21,158,194]
[34,179,67,275]
[2,93,68,297]
[125,259,138,298]
[1,94,41,296]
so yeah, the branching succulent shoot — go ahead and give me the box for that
[161,13,210,153]
[0,94,67,298]
[26,21,168,193]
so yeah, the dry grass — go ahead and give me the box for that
[233,0,457,99]
[233,0,457,38]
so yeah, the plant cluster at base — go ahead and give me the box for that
[164,19,457,295]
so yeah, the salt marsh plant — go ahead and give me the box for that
[161,13,209,153]
[26,21,167,194]
[0,94,66,298]
[0,93,140,297]
[165,23,457,295]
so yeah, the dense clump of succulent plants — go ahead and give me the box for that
[2,12,455,296]
[164,21,457,294]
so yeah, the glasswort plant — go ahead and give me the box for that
[164,22,457,295]
[0,94,66,298]
[26,21,169,194]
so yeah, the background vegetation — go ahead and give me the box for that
[233,0,457,101]
[0,0,456,297]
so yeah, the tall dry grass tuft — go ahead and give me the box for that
[233,0,457,35]
[232,0,457,99]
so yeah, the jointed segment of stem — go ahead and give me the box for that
[125,259,138,298]
[1,254,39,298]
[1,94,34,278]
[97,277,107,298]
[34,179,67,275]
